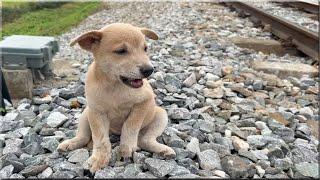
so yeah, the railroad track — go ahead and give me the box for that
[223,1,319,62]
[279,1,319,14]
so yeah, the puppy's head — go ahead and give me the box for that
[70,23,158,88]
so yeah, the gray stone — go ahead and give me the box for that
[135,172,156,178]
[291,139,318,163]
[67,148,89,163]
[163,133,185,148]
[133,152,146,164]
[221,155,255,178]
[198,120,215,133]
[0,165,14,178]
[52,171,76,178]
[168,165,190,176]
[20,164,48,177]
[265,173,288,178]
[145,158,177,177]
[38,167,53,178]
[186,137,200,155]
[10,173,24,178]
[165,74,182,89]
[122,164,142,177]
[173,148,195,160]
[32,96,52,105]
[168,107,191,120]
[295,162,319,178]
[177,158,199,174]
[297,99,311,107]
[273,127,295,143]
[300,77,316,86]
[296,123,311,136]
[77,96,86,105]
[3,139,23,156]
[40,138,59,152]
[214,137,234,151]
[3,112,19,121]
[274,158,292,170]
[46,112,68,128]
[200,142,231,158]
[53,161,83,176]
[169,173,200,178]
[22,132,44,155]
[183,73,197,87]
[267,147,285,162]
[38,104,51,112]
[197,149,221,170]
[255,121,272,135]
[0,153,25,173]
[14,127,31,137]
[94,167,116,178]
[253,80,263,90]
[238,149,258,162]
[247,135,284,148]
[0,119,24,133]
[250,149,269,160]
[59,88,75,99]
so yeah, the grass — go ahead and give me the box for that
[1,2,103,38]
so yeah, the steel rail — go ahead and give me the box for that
[281,1,319,14]
[224,1,319,61]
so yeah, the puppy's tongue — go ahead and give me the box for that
[130,79,143,88]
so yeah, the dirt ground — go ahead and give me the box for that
[34,58,81,89]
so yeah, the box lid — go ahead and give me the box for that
[0,35,56,54]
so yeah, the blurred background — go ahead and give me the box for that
[1,0,105,38]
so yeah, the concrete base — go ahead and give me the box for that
[231,37,285,55]
[251,61,318,78]
[2,68,33,99]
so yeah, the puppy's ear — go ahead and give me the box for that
[140,28,159,40]
[69,30,102,51]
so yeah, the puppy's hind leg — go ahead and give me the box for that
[138,106,176,158]
[57,107,91,152]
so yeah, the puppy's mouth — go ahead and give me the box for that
[120,76,143,88]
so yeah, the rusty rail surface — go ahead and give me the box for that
[224,1,319,61]
[281,1,319,14]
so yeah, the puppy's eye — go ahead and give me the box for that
[144,46,147,52]
[114,48,127,55]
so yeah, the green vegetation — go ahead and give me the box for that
[1,1,103,38]
[2,1,67,24]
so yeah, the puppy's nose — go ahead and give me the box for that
[140,66,154,78]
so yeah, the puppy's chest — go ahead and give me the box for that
[91,89,135,116]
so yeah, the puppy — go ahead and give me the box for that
[57,23,175,173]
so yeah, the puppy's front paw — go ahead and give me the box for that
[160,147,176,159]
[88,151,110,173]
[119,144,139,158]
[57,139,77,152]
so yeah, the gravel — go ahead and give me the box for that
[197,149,221,170]
[0,1,318,179]
[251,1,319,33]
[144,158,176,177]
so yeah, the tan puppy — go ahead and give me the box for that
[57,23,175,173]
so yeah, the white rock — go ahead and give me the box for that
[46,112,68,128]
[213,170,226,178]
[255,165,265,177]
[38,167,53,178]
[183,73,197,87]
[71,63,81,68]
[186,137,200,155]
[3,112,19,121]
[231,136,249,151]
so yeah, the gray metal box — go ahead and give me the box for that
[0,35,59,70]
